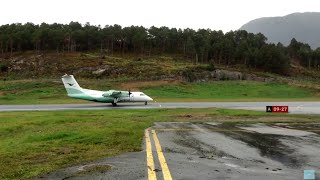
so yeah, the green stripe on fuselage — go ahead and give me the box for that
[66,88,114,103]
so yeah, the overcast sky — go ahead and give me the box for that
[1,0,319,32]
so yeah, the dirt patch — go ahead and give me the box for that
[115,80,181,90]
[177,114,193,118]
[0,91,4,96]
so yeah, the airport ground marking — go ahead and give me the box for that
[145,129,157,180]
[152,129,173,180]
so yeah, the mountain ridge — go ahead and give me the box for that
[240,12,320,49]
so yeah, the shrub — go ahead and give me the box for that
[0,63,9,72]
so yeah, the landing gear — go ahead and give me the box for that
[145,101,148,105]
[112,98,119,107]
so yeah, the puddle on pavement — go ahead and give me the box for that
[240,124,316,136]
[154,122,194,129]
[172,129,233,160]
[203,123,303,168]
[68,164,112,178]
[276,123,320,135]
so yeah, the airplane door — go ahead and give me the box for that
[130,94,134,101]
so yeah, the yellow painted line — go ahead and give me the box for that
[152,130,173,180]
[145,129,157,180]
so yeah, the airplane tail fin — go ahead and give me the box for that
[61,74,83,95]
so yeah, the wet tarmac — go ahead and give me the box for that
[36,123,320,180]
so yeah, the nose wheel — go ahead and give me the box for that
[145,101,148,105]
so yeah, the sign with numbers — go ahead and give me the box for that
[266,106,288,113]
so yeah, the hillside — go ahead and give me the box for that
[240,12,320,49]
[1,52,320,105]
[0,52,215,81]
[0,52,319,80]
[1,52,320,89]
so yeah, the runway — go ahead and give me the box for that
[1,102,320,114]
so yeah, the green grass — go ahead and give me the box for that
[144,81,318,101]
[0,108,319,179]
[0,80,318,104]
[0,79,112,104]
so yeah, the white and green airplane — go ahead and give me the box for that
[61,74,153,106]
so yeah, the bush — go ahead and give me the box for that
[208,60,216,71]
[0,63,9,72]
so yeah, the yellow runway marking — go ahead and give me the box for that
[145,129,157,180]
[152,130,173,180]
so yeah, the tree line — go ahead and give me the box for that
[1,22,320,74]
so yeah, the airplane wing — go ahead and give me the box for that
[102,90,128,98]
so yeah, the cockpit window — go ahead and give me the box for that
[140,94,145,96]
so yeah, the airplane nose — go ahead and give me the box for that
[148,96,153,101]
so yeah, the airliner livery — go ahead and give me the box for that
[61,74,153,106]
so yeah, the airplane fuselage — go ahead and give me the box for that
[68,88,153,103]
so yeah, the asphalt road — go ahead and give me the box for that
[37,122,320,180]
[1,102,320,114]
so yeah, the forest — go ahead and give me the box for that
[1,22,320,74]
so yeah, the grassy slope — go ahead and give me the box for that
[0,80,318,104]
[0,108,319,179]
[1,53,194,80]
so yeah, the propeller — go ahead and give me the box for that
[128,89,132,97]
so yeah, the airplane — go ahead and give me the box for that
[61,74,153,106]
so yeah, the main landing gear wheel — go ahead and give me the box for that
[145,101,148,105]
[112,102,117,107]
